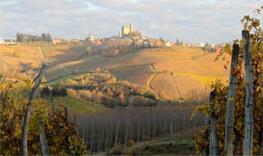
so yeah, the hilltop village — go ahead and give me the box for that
[1,24,223,54]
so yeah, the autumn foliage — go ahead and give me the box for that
[194,7,263,155]
[0,79,87,155]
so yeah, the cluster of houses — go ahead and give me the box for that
[181,42,213,48]
[50,24,174,49]
[51,33,101,46]
[181,42,225,54]
[0,39,17,45]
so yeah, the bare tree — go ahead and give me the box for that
[242,30,254,156]
[224,43,240,155]
[22,65,46,156]
[75,106,206,153]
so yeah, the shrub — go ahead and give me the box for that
[0,80,87,155]
[127,139,135,147]
[110,144,125,155]
[143,91,156,100]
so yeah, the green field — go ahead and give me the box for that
[51,96,108,114]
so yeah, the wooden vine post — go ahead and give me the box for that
[242,30,254,155]
[209,89,218,156]
[39,120,49,156]
[224,43,240,155]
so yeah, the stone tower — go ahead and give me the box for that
[121,24,134,37]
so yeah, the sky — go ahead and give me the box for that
[0,0,262,43]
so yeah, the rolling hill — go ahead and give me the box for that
[0,43,229,101]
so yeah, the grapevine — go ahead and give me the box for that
[0,79,87,155]
[194,7,263,155]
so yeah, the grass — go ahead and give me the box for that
[108,128,196,155]
[51,96,108,114]
[124,139,194,155]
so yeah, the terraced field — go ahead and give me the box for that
[0,44,229,100]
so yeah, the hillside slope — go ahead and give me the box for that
[0,44,229,100]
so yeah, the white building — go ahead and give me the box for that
[86,33,96,42]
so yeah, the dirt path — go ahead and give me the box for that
[38,47,46,58]
[170,72,182,98]
[146,64,166,100]
[146,72,161,98]
[148,63,184,100]
[38,47,48,65]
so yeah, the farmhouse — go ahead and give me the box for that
[52,38,68,45]
[164,41,172,47]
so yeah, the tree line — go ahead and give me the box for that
[75,106,205,153]
[16,33,52,42]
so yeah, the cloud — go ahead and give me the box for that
[1,0,20,5]
[0,0,262,43]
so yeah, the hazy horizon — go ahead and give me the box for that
[1,0,262,43]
